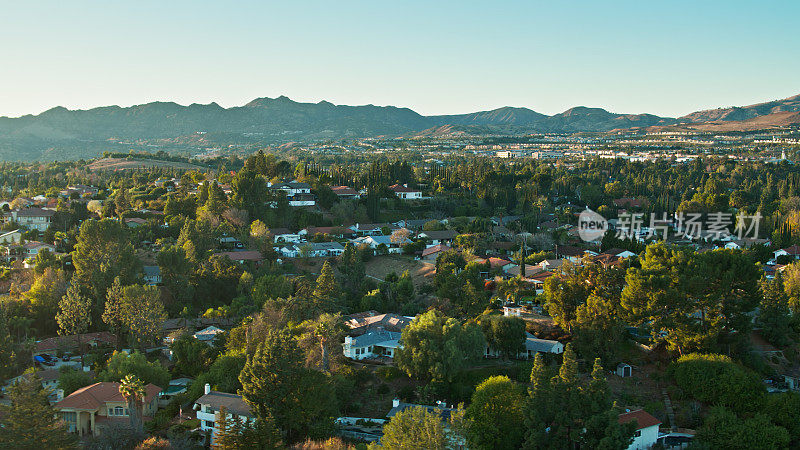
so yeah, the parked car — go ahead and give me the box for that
[34,355,55,366]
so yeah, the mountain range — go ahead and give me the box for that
[0,93,799,161]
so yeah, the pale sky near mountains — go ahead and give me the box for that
[1,0,798,118]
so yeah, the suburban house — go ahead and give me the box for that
[417,229,458,245]
[271,228,304,244]
[270,181,312,196]
[195,384,255,443]
[54,382,162,436]
[280,241,345,258]
[343,330,402,360]
[142,266,161,285]
[269,181,316,207]
[159,378,192,406]
[556,245,585,263]
[301,226,356,239]
[193,326,225,344]
[618,409,661,450]
[22,240,57,260]
[60,185,99,198]
[124,217,148,228]
[389,184,422,200]
[352,235,412,254]
[485,332,564,359]
[3,207,56,231]
[774,245,800,262]
[0,229,22,244]
[35,331,117,356]
[539,259,565,271]
[345,312,413,335]
[421,244,452,261]
[331,185,361,199]
[352,223,398,236]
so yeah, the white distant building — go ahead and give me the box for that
[388,184,422,200]
[485,332,564,359]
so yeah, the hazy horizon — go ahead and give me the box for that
[1,0,799,118]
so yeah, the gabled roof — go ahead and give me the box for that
[350,329,401,348]
[422,244,451,257]
[345,312,412,332]
[389,184,420,193]
[56,382,161,411]
[331,186,359,196]
[418,230,457,240]
[12,207,56,217]
[36,331,117,352]
[618,409,661,430]
[195,390,252,417]
[781,245,800,256]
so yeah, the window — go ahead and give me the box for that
[108,406,126,416]
[205,406,215,414]
[205,420,215,428]
[635,430,641,437]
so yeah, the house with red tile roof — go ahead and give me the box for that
[421,244,452,261]
[54,382,161,436]
[618,409,661,449]
[389,184,422,200]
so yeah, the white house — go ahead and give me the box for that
[272,228,304,244]
[619,409,661,450]
[195,384,256,444]
[193,326,224,344]
[389,184,422,200]
[142,266,161,286]
[0,229,22,244]
[485,332,564,359]
[352,235,411,254]
[774,245,800,262]
[280,242,345,258]
[343,330,402,360]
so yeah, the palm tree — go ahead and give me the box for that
[119,374,146,432]
[301,313,346,372]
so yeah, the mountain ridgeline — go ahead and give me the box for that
[0,93,799,161]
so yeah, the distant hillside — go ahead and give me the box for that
[679,94,800,123]
[0,92,798,160]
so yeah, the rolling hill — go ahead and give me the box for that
[0,92,798,160]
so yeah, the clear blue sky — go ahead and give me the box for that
[1,0,798,118]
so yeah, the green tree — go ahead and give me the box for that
[0,375,77,449]
[695,406,789,450]
[100,350,170,388]
[481,315,525,359]
[395,309,485,382]
[465,376,526,450]
[312,261,339,312]
[757,273,792,347]
[119,284,168,351]
[56,284,92,367]
[57,366,95,396]
[72,219,140,317]
[375,406,447,450]
[239,331,337,443]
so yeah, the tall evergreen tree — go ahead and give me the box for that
[0,375,77,449]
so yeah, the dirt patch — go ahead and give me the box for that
[87,157,205,171]
[364,255,435,288]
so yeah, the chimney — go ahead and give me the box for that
[205,383,211,395]
[392,398,400,408]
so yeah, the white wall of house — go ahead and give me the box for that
[627,424,659,450]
